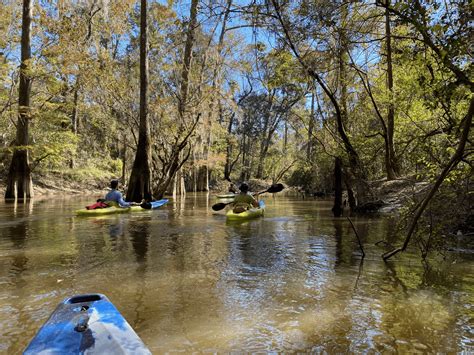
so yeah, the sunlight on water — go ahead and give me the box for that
[0,194,472,353]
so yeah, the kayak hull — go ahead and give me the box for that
[24,294,151,354]
[76,199,169,216]
[226,200,265,221]
[216,193,236,199]
[75,206,130,216]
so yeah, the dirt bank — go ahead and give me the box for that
[369,177,429,213]
[0,174,108,198]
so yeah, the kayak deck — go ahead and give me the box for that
[226,200,265,221]
[24,294,151,354]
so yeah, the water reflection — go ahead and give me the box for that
[6,220,29,290]
[129,219,150,264]
[108,219,124,239]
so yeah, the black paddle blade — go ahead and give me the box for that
[212,202,228,211]
[140,202,152,209]
[267,183,284,193]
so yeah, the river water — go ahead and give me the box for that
[0,193,472,353]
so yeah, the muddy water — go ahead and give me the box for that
[0,194,472,353]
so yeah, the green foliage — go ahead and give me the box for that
[65,157,122,181]
[287,163,314,189]
[263,50,304,89]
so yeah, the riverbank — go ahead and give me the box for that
[369,176,429,213]
[0,173,108,198]
[0,174,425,211]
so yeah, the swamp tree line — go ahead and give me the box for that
[1,1,472,256]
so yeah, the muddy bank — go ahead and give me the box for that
[0,175,430,213]
[0,174,108,199]
[368,177,429,213]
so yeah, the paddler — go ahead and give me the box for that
[105,179,139,207]
[233,182,259,213]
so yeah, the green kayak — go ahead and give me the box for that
[226,200,265,221]
[216,193,236,199]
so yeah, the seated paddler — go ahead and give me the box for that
[104,179,138,207]
[233,182,259,213]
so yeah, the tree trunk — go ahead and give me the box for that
[69,79,79,169]
[126,0,152,202]
[256,141,269,179]
[332,157,343,217]
[5,0,34,200]
[121,135,126,182]
[345,179,356,211]
[255,95,275,179]
[172,168,186,198]
[307,91,315,159]
[240,134,248,181]
[384,0,399,179]
[224,112,235,180]
[178,0,198,121]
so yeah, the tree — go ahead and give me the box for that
[5,0,33,200]
[126,0,153,202]
[269,0,369,205]
[383,0,399,179]
[378,0,473,260]
[152,0,201,199]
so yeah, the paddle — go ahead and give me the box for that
[211,183,284,211]
[140,201,152,209]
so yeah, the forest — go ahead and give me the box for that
[1,0,472,259]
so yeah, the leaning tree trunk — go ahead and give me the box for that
[5,0,34,200]
[126,0,152,202]
[384,0,399,180]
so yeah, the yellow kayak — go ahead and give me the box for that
[75,206,131,216]
[226,200,265,221]
[75,199,169,216]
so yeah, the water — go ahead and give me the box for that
[0,194,472,353]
